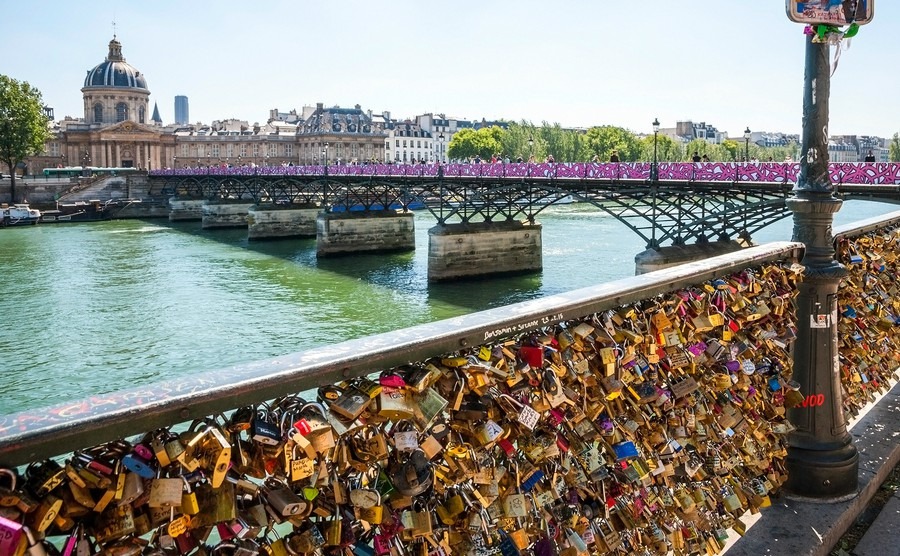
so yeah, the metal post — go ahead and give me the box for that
[784,34,858,499]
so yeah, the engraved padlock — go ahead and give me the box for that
[352,489,384,525]
[25,460,66,498]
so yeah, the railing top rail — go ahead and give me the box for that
[834,209,900,239]
[0,241,802,468]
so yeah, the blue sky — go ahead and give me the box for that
[3,0,896,139]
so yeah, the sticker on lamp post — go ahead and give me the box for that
[786,0,874,26]
[810,314,831,328]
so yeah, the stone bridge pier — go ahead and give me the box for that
[428,220,542,282]
[316,210,415,256]
[247,204,320,240]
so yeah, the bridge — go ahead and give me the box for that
[1,214,898,555]
[147,162,900,280]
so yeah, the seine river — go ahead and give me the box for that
[0,201,895,414]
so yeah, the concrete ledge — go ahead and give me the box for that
[725,380,900,555]
[852,491,900,556]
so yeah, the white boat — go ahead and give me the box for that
[1,204,41,226]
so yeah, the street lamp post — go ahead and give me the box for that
[324,143,329,166]
[528,135,534,161]
[744,127,751,162]
[784,27,858,500]
[438,133,445,164]
[651,118,660,182]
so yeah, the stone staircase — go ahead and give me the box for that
[57,174,154,203]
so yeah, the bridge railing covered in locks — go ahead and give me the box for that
[833,210,900,418]
[0,221,894,556]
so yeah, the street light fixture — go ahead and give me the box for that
[81,151,91,177]
[438,133,445,164]
[324,142,329,165]
[528,135,534,161]
[743,127,752,162]
[651,118,660,182]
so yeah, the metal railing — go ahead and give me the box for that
[0,241,804,468]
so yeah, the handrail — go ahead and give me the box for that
[835,208,900,239]
[0,241,802,468]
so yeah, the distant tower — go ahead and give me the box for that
[174,95,189,125]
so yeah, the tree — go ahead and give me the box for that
[721,139,740,162]
[890,133,900,162]
[0,75,52,203]
[640,134,681,162]
[585,126,641,162]
[448,126,504,162]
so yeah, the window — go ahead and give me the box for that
[417,141,421,148]
[93,103,103,123]
[252,145,259,157]
[395,140,400,148]
[138,106,145,124]
[181,144,189,157]
[285,144,293,156]
[116,102,128,122]
[240,144,247,157]
[211,145,220,157]
[403,140,407,148]
[226,144,234,158]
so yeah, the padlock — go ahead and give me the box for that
[0,515,25,556]
[122,443,156,479]
[353,489,384,525]
[180,477,199,516]
[264,479,307,517]
[250,406,282,446]
[328,387,372,421]
[390,449,433,497]
[148,473,183,509]
[323,506,343,547]
[28,493,62,533]
[25,460,66,498]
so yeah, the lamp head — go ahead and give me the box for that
[652,118,660,133]
[744,127,751,139]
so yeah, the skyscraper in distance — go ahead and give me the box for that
[174,95,189,125]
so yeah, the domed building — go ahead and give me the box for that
[82,36,150,127]
[38,36,174,172]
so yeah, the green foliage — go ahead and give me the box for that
[640,134,681,162]
[447,126,503,162]
[721,139,740,161]
[584,126,641,162]
[891,133,900,162]
[0,75,52,202]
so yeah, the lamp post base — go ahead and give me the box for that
[785,441,859,499]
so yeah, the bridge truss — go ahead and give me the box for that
[151,173,802,249]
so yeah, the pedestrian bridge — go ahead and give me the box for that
[146,162,900,280]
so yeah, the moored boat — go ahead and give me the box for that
[1,204,41,226]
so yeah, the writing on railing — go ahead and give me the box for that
[150,162,900,184]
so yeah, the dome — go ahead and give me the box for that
[83,37,148,90]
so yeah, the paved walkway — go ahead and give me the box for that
[723,380,900,556]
